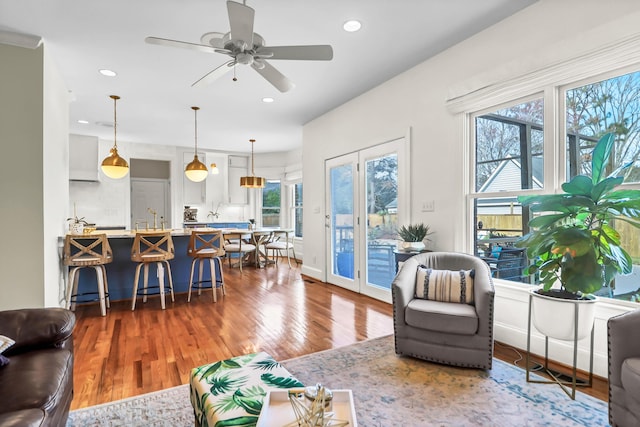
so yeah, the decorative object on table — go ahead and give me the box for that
[396,222,432,251]
[282,384,349,427]
[100,95,129,179]
[207,202,222,220]
[240,139,266,188]
[248,218,256,230]
[184,106,208,182]
[515,132,640,398]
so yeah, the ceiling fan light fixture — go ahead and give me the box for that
[240,139,265,188]
[100,95,129,179]
[185,106,208,182]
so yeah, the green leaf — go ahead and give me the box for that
[198,361,222,381]
[208,373,248,396]
[260,373,304,389]
[591,133,615,184]
[591,176,623,201]
[528,213,570,229]
[231,387,265,415]
[562,175,593,196]
[252,357,281,371]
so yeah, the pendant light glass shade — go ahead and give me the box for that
[101,95,129,179]
[240,139,265,188]
[185,106,208,182]
[210,163,220,175]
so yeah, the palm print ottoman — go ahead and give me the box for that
[190,352,304,427]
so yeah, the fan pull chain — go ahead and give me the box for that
[233,64,237,82]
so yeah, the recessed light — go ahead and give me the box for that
[262,97,274,103]
[99,69,117,77]
[77,119,89,124]
[343,20,362,32]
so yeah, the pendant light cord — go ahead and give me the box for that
[111,95,120,149]
[193,106,200,155]
[250,139,256,176]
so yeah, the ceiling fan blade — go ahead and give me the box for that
[251,61,295,93]
[145,36,218,54]
[227,1,254,47]
[260,45,333,61]
[192,60,235,87]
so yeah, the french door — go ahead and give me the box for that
[325,137,408,302]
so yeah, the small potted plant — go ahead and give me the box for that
[67,203,89,234]
[516,132,640,340]
[397,223,432,251]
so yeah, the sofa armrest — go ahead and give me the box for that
[0,308,75,356]
[608,308,640,388]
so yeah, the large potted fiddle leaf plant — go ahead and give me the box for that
[516,133,640,341]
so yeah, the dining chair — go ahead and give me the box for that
[130,231,175,310]
[223,232,256,272]
[63,233,113,316]
[187,229,226,302]
[264,230,297,267]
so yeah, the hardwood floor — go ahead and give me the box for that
[70,259,608,410]
[71,261,394,409]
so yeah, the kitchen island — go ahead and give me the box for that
[63,228,231,304]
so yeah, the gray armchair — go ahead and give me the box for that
[392,251,495,369]
[608,308,640,427]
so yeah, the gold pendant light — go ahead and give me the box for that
[184,106,208,182]
[240,139,266,188]
[101,95,129,179]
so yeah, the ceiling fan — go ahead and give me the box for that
[145,0,333,93]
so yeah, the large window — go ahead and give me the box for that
[262,180,281,227]
[470,68,640,302]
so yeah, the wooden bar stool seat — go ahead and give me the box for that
[187,229,226,302]
[130,231,175,310]
[63,233,113,316]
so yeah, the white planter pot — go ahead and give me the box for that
[401,241,425,251]
[530,289,597,341]
[69,222,84,235]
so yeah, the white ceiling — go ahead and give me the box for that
[0,0,536,154]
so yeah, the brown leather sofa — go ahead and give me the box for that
[0,308,76,427]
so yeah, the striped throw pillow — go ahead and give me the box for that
[415,265,475,304]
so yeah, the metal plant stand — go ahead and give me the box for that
[525,293,594,400]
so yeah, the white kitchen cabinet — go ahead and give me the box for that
[206,154,227,205]
[228,155,248,205]
[69,134,99,181]
[183,151,206,204]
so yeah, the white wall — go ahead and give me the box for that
[302,0,640,376]
[0,42,69,310]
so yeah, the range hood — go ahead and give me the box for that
[69,134,100,182]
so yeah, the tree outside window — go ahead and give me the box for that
[262,180,280,227]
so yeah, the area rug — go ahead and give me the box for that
[67,335,609,426]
